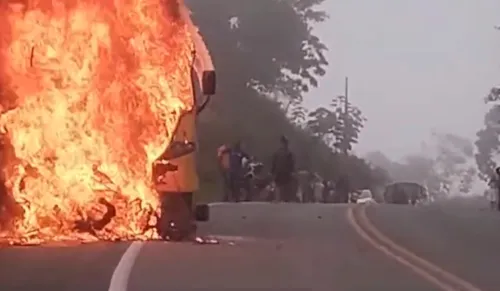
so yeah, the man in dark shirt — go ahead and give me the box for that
[271,136,296,202]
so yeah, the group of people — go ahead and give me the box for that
[295,171,350,203]
[217,136,353,203]
[217,136,296,202]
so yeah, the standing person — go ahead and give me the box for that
[336,175,350,203]
[217,144,232,201]
[271,136,296,202]
[312,175,324,203]
[228,141,250,202]
[495,167,500,211]
[322,180,330,203]
[304,172,315,203]
[485,180,498,210]
[295,170,309,203]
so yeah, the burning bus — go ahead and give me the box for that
[0,0,214,244]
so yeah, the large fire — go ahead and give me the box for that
[0,0,210,244]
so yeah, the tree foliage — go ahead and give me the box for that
[330,96,366,152]
[475,90,500,181]
[186,0,384,198]
[289,104,308,126]
[430,132,477,195]
[306,107,336,140]
[474,29,500,182]
[187,0,328,100]
[305,95,366,152]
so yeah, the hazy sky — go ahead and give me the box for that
[304,0,500,161]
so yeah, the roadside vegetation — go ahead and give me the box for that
[187,0,390,201]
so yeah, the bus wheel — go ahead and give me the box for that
[157,192,196,242]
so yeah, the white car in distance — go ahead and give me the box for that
[354,189,376,204]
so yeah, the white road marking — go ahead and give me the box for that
[107,201,264,290]
[108,241,144,291]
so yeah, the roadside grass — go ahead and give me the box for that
[195,180,221,204]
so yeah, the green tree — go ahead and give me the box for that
[475,87,500,181]
[187,0,328,100]
[431,132,477,195]
[306,107,336,141]
[186,0,384,199]
[186,0,332,197]
[288,99,308,126]
[305,94,366,151]
[330,95,366,152]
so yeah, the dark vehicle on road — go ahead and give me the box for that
[384,182,428,205]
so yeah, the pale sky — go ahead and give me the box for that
[305,0,500,161]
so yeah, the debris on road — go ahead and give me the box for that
[194,236,220,245]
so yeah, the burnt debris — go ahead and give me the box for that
[74,197,116,236]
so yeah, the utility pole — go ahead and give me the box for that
[340,76,350,203]
[342,76,349,154]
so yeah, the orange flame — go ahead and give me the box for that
[0,0,203,244]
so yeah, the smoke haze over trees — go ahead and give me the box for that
[366,132,480,197]
[186,0,389,198]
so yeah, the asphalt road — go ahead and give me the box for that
[0,198,497,291]
[367,197,500,291]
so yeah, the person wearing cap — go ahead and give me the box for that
[271,136,296,202]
